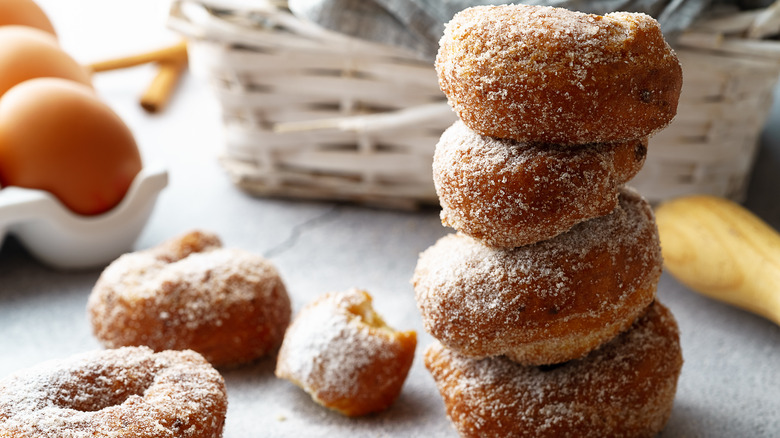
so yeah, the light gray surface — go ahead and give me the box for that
[1,1,779,436]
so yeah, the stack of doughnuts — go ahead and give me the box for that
[412,5,684,437]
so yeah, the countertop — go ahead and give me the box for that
[1,1,778,436]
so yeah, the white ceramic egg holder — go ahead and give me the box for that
[0,165,167,269]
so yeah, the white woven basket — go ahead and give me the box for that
[169,0,780,207]
[633,4,780,202]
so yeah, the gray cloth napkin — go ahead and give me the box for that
[288,0,713,60]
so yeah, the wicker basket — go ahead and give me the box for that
[169,0,780,207]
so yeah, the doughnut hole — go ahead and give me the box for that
[52,363,155,412]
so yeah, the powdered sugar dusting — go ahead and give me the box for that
[279,295,386,398]
[275,289,416,416]
[87,232,291,367]
[433,120,647,247]
[421,3,683,434]
[424,301,683,437]
[0,346,227,437]
[413,187,662,364]
[435,5,682,144]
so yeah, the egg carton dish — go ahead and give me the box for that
[0,165,168,269]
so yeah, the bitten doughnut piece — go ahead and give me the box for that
[88,230,291,368]
[436,5,682,144]
[413,187,661,365]
[0,346,227,437]
[424,301,683,438]
[434,120,647,247]
[275,289,417,416]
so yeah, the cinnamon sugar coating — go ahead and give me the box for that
[275,289,417,417]
[436,5,682,144]
[0,346,227,437]
[88,230,291,368]
[413,188,662,365]
[434,120,647,247]
[424,300,683,438]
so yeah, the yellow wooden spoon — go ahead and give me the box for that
[655,195,780,326]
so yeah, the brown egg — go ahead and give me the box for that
[0,78,143,216]
[0,0,56,36]
[0,26,92,98]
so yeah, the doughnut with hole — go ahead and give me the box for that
[436,5,682,144]
[88,230,291,367]
[413,188,661,365]
[434,120,647,247]
[0,346,227,437]
[424,300,683,438]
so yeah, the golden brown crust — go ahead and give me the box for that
[434,120,647,247]
[88,230,291,368]
[0,346,227,437]
[424,301,683,438]
[275,289,417,417]
[151,229,222,262]
[413,188,661,365]
[436,5,682,144]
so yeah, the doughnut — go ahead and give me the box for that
[424,300,683,438]
[275,289,417,416]
[88,230,291,368]
[434,120,647,247]
[0,346,227,437]
[413,187,661,365]
[435,5,682,144]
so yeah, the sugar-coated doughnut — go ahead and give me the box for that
[0,346,227,437]
[434,120,647,247]
[413,187,661,365]
[275,289,417,417]
[88,230,291,368]
[436,5,682,144]
[424,300,683,438]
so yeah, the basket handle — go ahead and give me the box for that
[747,1,780,38]
[676,2,780,59]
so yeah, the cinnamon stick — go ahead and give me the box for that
[139,50,188,114]
[87,40,188,73]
